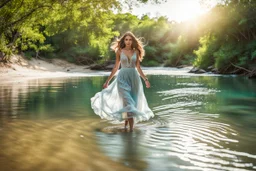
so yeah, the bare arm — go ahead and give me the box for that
[103,50,121,88]
[136,50,150,88]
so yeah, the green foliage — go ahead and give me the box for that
[0,0,121,60]
[141,60,160,67]
[0,34,12,60]
[173,36,186,58]
[237,55,248,67]
[246,41,256,60]
[113,13,140,34]
[214,43,244,69]
[193,34,219,69]
[68,46,99,59]
[182,54,195,65]
[191,0,256,72]
[164,35,192,66]
[24,51,35,60]
[251,51,256,61]
[144,46,157,59]
[1,0,255,72]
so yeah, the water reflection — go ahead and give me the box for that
[96,128,148,170]
[0,75,256,171]
[0,119,134,171]
[0,77,103,124]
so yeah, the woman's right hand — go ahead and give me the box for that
[145,80,150,88]
[103,82,109,89]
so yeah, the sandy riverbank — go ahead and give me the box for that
[0,55,220,85]
[0,55,109,84]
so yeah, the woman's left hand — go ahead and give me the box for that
[145,80,150,88]
[103,82,109,89]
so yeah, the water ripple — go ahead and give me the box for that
[140,85,256,170]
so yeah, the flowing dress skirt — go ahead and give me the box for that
[91,68,154,123]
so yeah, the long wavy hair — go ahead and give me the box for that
[111,31,145,61]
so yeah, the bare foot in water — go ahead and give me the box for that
[124,120,128,129]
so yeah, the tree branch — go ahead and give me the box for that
[6,31,20,48]
[230,62,252,73]
[229,33,240,41]
[238,30,248,40]
[6,5,51,29]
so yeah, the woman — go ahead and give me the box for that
[91,31,154,132]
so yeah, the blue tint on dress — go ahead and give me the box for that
[91,50,154,123]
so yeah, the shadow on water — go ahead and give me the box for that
[96,127,148,170]
[0,75,256,171]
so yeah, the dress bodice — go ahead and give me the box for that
[120,51,137,68]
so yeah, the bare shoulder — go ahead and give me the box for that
[116,49,121,55]
[115,49,121,61]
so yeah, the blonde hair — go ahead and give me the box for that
[111,31,145,61]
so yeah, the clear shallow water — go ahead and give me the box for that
[0,74,256,171]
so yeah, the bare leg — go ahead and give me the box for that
[128,117,134,132]
[123,99,129,130]
[124,120,128,129]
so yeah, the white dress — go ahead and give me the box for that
[91,50,154,123]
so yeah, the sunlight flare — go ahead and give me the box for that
[171,0,207,22]
[132,0,217,22]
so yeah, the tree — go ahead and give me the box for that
[0,0,164,61]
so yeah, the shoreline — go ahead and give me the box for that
[0,55,101,84]
[0,56,224,84]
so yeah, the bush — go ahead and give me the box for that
[181,54,195,65]
[24,51,35,60]
[246,40,256,61]
[144,46,157,60]
[141,60,160,66]
[165,36,190,66]
[251,50,256,61]
[193,34,219,69]
[57,46,101,64]
[214,43,244,69]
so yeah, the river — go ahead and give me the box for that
[0,70,255,171]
